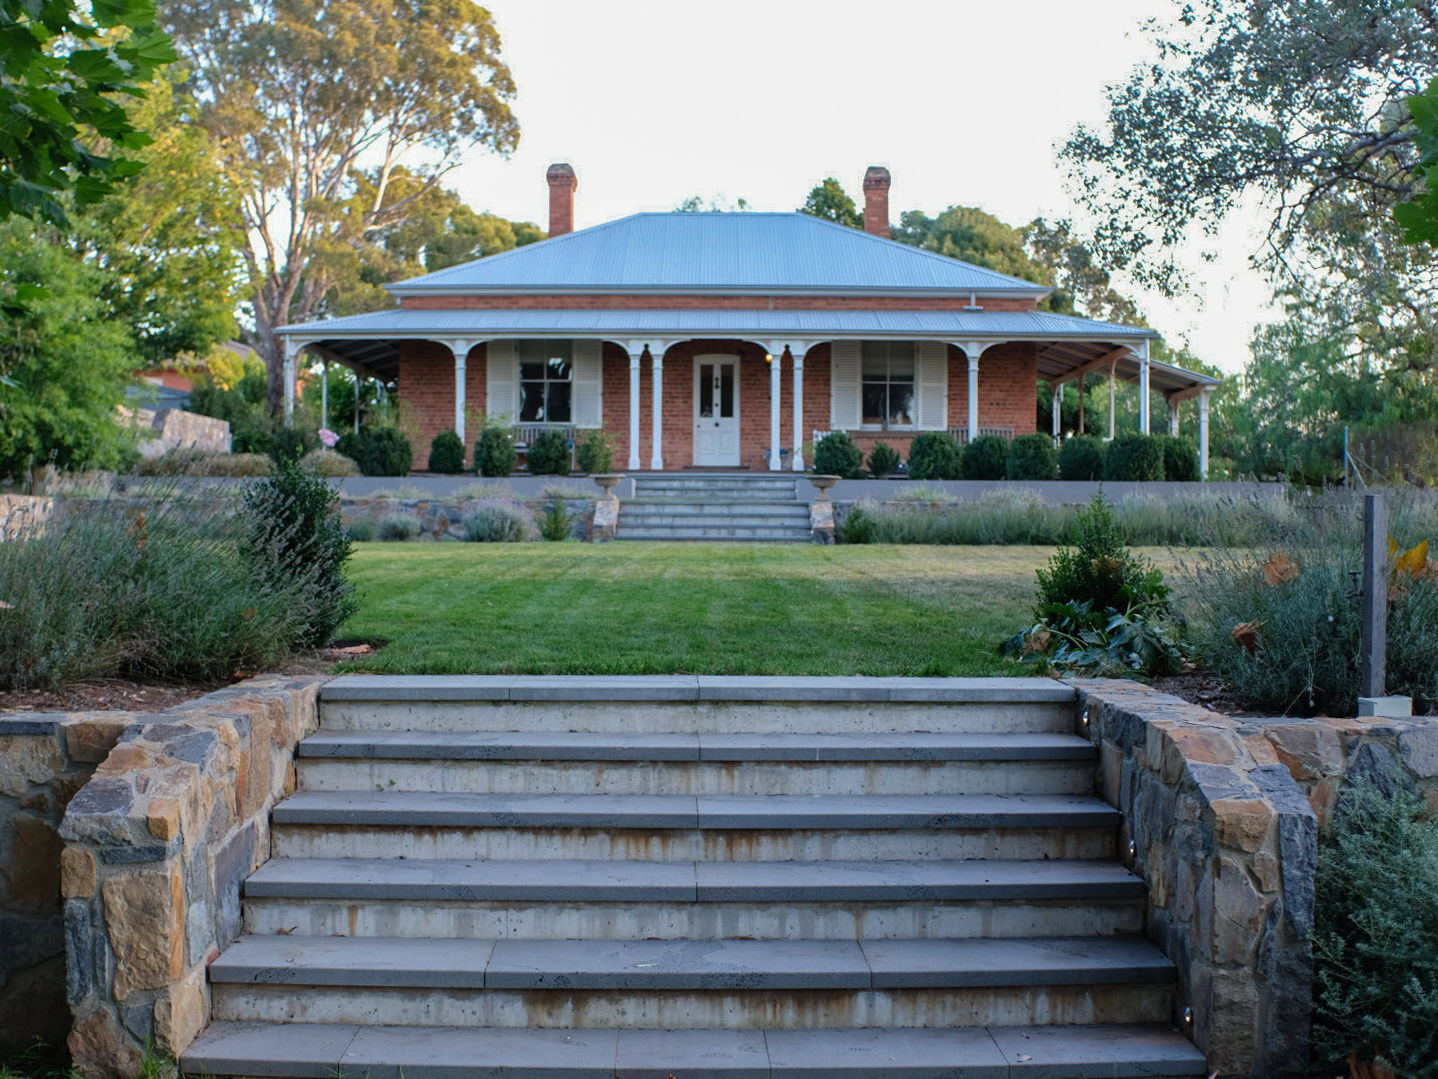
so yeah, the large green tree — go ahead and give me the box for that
[799,178,862,228]
[0,0,175,226]
[1062,0,1437,294]
[161,0,521,413]
[1396,77,1438,249]
[0,221,139,480]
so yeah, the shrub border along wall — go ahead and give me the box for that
[58,675,325,1077]
[1069,679,1438,1079]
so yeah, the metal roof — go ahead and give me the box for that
[280,306,1221,397]
[385,213,1053,297]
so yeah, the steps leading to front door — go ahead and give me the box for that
[619,475,811,541]
[181,675,1207,1079]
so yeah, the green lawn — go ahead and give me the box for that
[338,543,1180,677]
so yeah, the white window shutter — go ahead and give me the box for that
[485,341,518,422]
[830,341,861,430]
[916,341,948,430]
[572,340,602,428]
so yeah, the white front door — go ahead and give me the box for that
[693,356,740,466]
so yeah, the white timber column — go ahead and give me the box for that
[1108,359,1118,440]
[960,342,985,442]
[445,339,476,447]
[766,345,784,471]
[320,358,329,429]
[624,344,643,470]
[281,338,306,425]
[650,344,665,471]
[1168,397,1181,437]
[1138,338,1152,435]
[1052,385,1063,440]
[1199,388,1212,479]
[791,344,813,472]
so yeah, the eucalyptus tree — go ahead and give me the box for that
[799,178,862,228]
[162,0,520,413]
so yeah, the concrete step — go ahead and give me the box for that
[183,1020,1209,1077]
[269,792,1119,862]
[618,501,810,516]
[295,731,1096,796]
[208,935,1176,1029]
[243,857,1146,940]
[318,676,1078,735]
[615,525,811,541]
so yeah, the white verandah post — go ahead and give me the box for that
[1138,338,1152,435]
[791,346,807,472]
[1199,388,1212,479]
[769,347,783,471]
[650,346,665,471]
[626,346,642,471]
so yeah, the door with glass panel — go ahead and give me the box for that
[693,356,740,466]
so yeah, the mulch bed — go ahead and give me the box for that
[1152,668,1267,717]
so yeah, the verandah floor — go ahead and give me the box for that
[337,543,1181,677]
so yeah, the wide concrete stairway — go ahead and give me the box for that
[616,475,811,542]
[183,676,1207,1078]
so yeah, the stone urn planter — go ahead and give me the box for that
[808,475,840,501]
[592,474,624,500]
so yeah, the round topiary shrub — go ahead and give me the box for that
[907,431,963,480]
[575,430,614,474]
[1006,433,1058,481]
[814,431,864,478]
[334,431,366,463]
[1058,435,1105,481]
[1103,433,1165,481]
[359,428,413,477]
[376,513,420,541]
[867,442,901,478]
[1157,434,1200,481]
[427,430,465,474]
[525,429,571,475]
[475,426,516,478]
[959,434,1006,480]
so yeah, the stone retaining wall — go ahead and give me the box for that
[58,675,324,1077]
[0,711,133,1053]
[0,493,54,540]
[1070,679,1438,1079]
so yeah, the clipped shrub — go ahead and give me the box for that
[238,456,358,647]
[1058,435,1105,481]
[300,448,360,478]
[575,430,615,474]
[867,442,901,478]
[959,434,1006,480]
[1035,493,1170,621]
[475,426,517,478]
[1103,433,1164,481]
[839,504,875,544]
[346,519,376,542]
[1006,433,1058,481]
[538,498,578,541]
[814,431,864,479]
[526,429,571,475]
[427,430,465,474]
[904,431,960,480]
[463,497,531,542]
[268,426,311,464]
[376,513,420,541]
[1156,434,1200,481]
[334,431,367,463]
[1312,777,1438,1079]
[359,428,413,477]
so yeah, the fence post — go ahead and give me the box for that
[1359,493,1387,700]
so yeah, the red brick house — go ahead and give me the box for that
[278,165,1220,475]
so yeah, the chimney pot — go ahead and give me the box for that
[862,165,891,238]
[546,163,577,238]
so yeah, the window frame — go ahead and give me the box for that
[859,341,917,431]
[518,339,574,425]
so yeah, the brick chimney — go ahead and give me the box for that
[862,166,891,238]
[546,163,577,238]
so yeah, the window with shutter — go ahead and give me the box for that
[916,341,948,430]
[830,341,861,430]
[860,341,916,430]
[571,340,602,428]
[485,341,518,423]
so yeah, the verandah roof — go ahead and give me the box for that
[277,306,1215,397]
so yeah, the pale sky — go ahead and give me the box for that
[444,0,1277,373]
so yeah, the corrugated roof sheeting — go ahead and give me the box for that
[385,213,1053,295]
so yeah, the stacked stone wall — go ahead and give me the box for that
[0,493,54,540]
[58,675,325,1077]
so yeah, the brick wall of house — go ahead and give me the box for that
[400,294,1041,312]
[395,341,486,466]
[947,342,1039,438]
